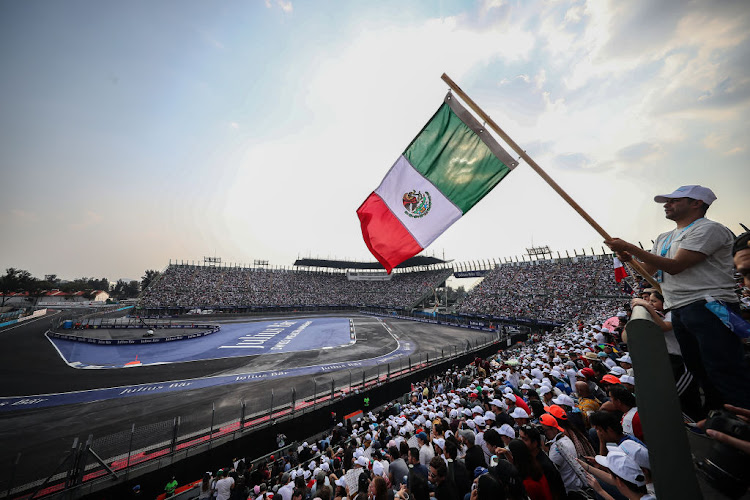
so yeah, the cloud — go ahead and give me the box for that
[229,121,240,129]
[494,73,548,126]
[616,142,661,162]
[470,0,749,182]
[703,132,746,156]
[524,140,556,157]
[554,152,595,171]
[599,0,687,59]
[69,211,104,231]
[265,0,292,13]
[198,29,225,50]
[8,209,38,223]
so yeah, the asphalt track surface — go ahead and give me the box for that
[50,317,354,367]
[0,309,494,492]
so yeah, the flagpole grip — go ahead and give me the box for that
[440,73,661,292]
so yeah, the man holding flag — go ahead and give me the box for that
[605,185,750,411]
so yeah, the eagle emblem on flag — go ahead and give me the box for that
[402,190,431,218]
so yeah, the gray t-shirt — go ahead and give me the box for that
[651,218,736,309]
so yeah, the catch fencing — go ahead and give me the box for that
[3,328,505,500]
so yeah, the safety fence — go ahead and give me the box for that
[2,331,504,500]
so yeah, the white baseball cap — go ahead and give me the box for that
[595,451,646,486]
[498,424,515,439]
[609,441,651,470]
[654,185,716,205]
[552,394,575,407]
[510,408,529,419]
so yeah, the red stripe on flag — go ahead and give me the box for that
[357,192,423,273]
[613,257,629,283]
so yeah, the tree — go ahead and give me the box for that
[0,268,32,307]
[26,278,47,306]
[125,280,140,297]
[112,279,140,299]
[111,279,127,299]
[44,274,60,287]
[141,270,160,291]
[91,277,109,291]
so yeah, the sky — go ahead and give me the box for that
[1,0,749,282]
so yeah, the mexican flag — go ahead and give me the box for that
[357,93,518,273]
[613,256,629,283]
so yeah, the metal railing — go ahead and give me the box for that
[3,330,502,500]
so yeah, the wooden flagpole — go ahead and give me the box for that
[441,73,661,292]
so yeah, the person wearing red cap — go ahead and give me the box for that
[545,405,595,460]
[519,425,567,500]
[540,413,587,495]
[578,368,608,403]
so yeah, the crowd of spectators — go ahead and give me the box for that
[163,300,749,500]
[458,257,628,322]
[146,184,750,499]
[141,266,453,310]
[141,257,630,324]
[153,217,750,500]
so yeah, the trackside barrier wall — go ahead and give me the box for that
[0,309,47,329]
[3,332,504,500]
[361,311,498,332]
[47,325,221,345]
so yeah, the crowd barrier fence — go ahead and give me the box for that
[2,328,506,500]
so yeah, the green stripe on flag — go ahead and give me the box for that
[403,99,514,214]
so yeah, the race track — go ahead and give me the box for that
[49,317,355,368]
[0,309,496,494]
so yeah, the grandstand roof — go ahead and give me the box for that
[293,256,448,270]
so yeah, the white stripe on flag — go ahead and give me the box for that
[374,155,462,248]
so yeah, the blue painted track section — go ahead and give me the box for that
[50,318,351,368]
[0,331,413,412]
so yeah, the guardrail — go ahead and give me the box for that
[47,324,221,345]
[3,329,502,500]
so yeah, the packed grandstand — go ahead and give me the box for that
[139,255,630,322]
[129,246,750,500]
[8,242,749,500]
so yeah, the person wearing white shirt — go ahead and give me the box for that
[540,415,586,494]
